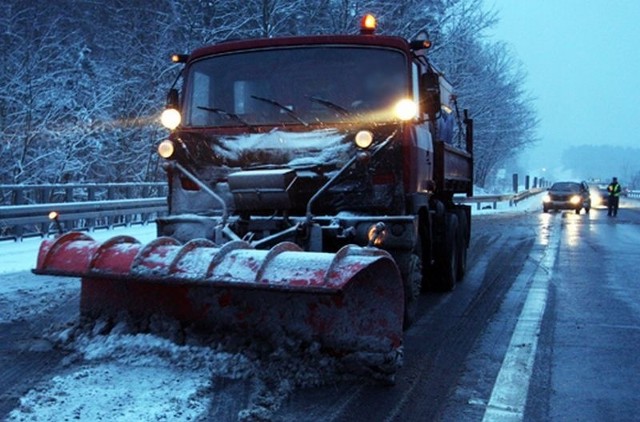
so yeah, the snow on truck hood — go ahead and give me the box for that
[212,128,354,168]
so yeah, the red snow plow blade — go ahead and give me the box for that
[34,232,404,373]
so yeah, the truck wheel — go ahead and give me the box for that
[435,213,459,291]
[403,253,422,328]
[575,208,581,214]
[453,209,468,281]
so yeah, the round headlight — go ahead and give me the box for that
[570,195,581,205]
[542,195,551,203]
[160,108,181,130]
[354,130,374,149]
[158,140,175,159]
[394,99,418,121]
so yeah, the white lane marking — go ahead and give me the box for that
[482,217,560,421]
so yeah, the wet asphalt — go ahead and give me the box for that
[278,200,640,421]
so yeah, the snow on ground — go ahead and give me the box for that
[5,318,345,422]
[465,190,544,216]
[6,328,254,422]
[0,197,546,421]
[0,224,157,324]
[0,223,157,275]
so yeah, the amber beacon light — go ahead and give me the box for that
[360,14,377,34]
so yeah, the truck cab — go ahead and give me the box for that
[157,16,473,320]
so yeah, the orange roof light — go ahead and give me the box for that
[360,14,376,35]
[171,53,188,63]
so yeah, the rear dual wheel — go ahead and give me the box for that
[453,208,469,281]
[434,212,459,291]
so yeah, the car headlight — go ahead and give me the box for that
[569,195,581,205]
[542,194,551,203]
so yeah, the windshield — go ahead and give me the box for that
[551,182,581,192]
[183,46,409,127]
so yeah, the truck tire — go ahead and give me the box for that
[435,212,459,291]
[453,208,468,281]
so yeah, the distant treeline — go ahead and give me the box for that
[0,0,536,187]
[561,145,640,188]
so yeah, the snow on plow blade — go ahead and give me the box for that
[34,232,404,373]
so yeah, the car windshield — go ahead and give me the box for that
[183,46,409,127]
[551,182,581,192]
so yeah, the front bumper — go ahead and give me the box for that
[542,200,585,210]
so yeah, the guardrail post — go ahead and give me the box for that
[39,187,50,235]
[512,173,518,193]
[107,187,115,228]
[13,188,25,205]
[87,186,96,230]
[525,175,530,190]
[125,185,135,226]
[533,177,538,188]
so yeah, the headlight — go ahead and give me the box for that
[160,108,181,130]
[394,99,418,121]
[158,140,175,159]
[542,194,551,203]
[569,195,581,205]
[354,130,374,149]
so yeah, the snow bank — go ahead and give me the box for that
[467,191,544,215]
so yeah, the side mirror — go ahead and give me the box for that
[166,88,180,109]
[420,71,440,118]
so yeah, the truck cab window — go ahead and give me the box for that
[183,47,408,127]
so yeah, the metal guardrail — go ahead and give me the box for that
[628,190,640,199]
[455,188,544,210]
[0,183,167,241]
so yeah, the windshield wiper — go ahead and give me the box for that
[197,106,253,129]
[250,95,308,126]
[307,96,350,116]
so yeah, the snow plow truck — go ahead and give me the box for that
[34,15,473,378]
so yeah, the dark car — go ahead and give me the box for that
[542,181,591,214]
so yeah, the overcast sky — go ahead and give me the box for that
[489,0,640,178]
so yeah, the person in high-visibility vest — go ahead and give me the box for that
[607,177,622,217]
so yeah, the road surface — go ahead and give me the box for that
[1,200,639,421]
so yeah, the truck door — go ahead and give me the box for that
[412,62,434,192]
